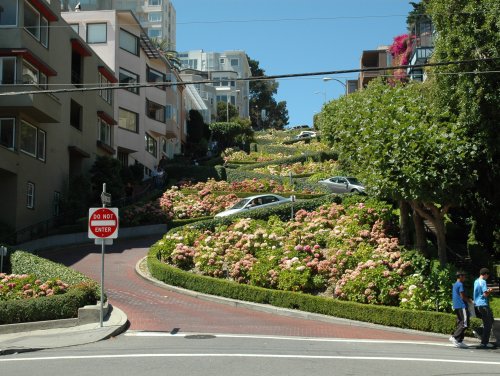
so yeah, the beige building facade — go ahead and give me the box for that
[0,0,116,236]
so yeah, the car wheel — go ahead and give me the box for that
[351,189,360,194]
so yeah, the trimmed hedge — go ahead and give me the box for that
[165,164,225,182]
[0,287,97,324]
[238,151,338,171]
[180,189,324,200]
[1,250,100,324]
[147,251,482,335]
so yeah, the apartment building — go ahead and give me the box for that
[358,46,391,89]
[407,15,435,82]
[0,0,116,233]
[179,50,251,120]
[62,9,183,179]
[62,0,176,51]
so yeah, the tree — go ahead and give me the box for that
[216,101,239,122]
[209,121,254,152]
[90,156,124,202]
[426,0,500,254]
[318,79,477,266]
[186,109,210,157]
[150,37,181,70]
[247,55,289,129]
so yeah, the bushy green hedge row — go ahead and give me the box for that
[180,189,324,200]
[147,251,481,335]
[239,151,338,171]
[0,287,97,325]
[165,164,225,182]
[1,250,100,324]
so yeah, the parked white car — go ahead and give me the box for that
[294,131,317,140]
[215,194,291,217]
[318,176,365,194]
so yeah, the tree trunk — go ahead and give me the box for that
[413,209,428,256]
[410,201,451,267]
[399,200,412,247]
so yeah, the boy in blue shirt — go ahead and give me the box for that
[473,268,495,348]
[450,271,471,348]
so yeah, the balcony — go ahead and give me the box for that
[146,118,177,139]
[0,85,61,123]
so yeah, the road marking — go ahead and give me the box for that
[1,354,499,365]
[124,332,450,347]
[90,220,116,226]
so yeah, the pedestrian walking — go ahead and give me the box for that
[473,268,495,348]
[449,271,470,348]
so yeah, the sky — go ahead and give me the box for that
[173,0,414,127]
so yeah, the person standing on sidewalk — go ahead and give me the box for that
[473,268,495,349]
[449,271,470,348]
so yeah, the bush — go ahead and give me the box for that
[238,151,338,171]
[147,250,481,335]
[0,286,97,324]
[165,165,225,182]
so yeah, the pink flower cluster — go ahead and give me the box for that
[0,273,70,300]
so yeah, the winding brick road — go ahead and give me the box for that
[42,236,444,341]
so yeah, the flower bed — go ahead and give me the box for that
[223,149,292,164]
[152,199,455,313]
[253,159,339,177]
[0,273,69,300]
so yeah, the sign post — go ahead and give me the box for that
[88,183,118,327]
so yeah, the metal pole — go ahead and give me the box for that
[100,183,106,328]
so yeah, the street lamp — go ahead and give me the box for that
[323,77,347,95]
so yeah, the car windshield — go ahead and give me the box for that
[231,198,251,209]
[347,178,361,185]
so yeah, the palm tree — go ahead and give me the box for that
[150,37,181,70]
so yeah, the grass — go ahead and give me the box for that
[490,296,500,318]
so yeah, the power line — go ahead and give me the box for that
[1,57,498,97]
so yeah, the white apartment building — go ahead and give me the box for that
[178,50,251,120]
[62,0,176,51]
[62,9,183,179]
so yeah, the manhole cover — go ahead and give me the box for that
[184,334,216,340]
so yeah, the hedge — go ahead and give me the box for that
[0,287,97,324]
[180,189,325,200]
[238,151,338,171]
[147,250,482,335]
[165,164,225,182]
[0,250,100,324]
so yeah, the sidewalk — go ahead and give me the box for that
[0,304,128,355]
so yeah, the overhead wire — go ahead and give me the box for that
[1,57,499,97]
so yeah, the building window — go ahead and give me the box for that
[219,58,225,65]
[0,57,16,85]
[145,133,157,157]
[161,138,167,155]
[70,23,79,33]
[98,118,111,145]
[146,66,165,88]
[24,1,49,47]
[22,61,39,85]
[0,118,15,150]
[148,12,162,22]
[165,104,172,120]
[37,128,46,161]
[70,99,82,130]
[230,58,239,67]
[146,99,165,122]
[26,182,35,209]
[119,29,139,56]
[98,73,112,104]
[53,191,60,216]
[118,108,138,132]
[71,50,83,86]
[119,68,139,94]
[0,0,18,26]
[148,0,162,5]
[117,151,128,166]
[148,29,161,38]
[87,23,107,44]
[19,121,45,161]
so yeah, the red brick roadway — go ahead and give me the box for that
[42,236,444,342]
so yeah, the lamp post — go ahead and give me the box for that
[323,77,347,95]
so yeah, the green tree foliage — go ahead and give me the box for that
[187,109,210,157]
[318,79,477,265]
[426,0,500,254]
[90,156,124,202]
[216,101,239,122]
[247,56,289,130]
[209,121,254,151]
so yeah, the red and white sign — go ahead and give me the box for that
[88,207,119,239]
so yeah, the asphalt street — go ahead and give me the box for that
[1,334,499,376]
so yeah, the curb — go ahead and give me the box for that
[134,256,456,340]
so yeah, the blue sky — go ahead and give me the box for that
[174,0,414,127]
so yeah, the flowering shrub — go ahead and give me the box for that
[159,185,240,219]
[153,199,454,313]
[187,178,294,194]
[120,200,171,227]
[0,273,69,301]
[223,148,292,163]
[253,159,338,177]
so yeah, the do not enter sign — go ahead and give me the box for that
[88,208,119,239]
